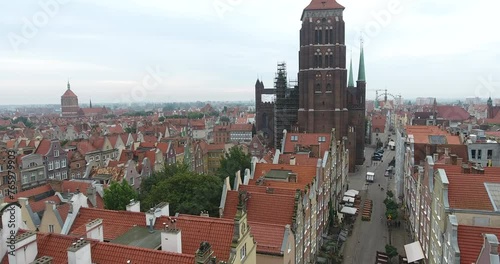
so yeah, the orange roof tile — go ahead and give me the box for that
[457,225,500,264]
[279,153,319,166]
[30,196,61,213]
[405,126,461,145]
[254,163,317,188]
[35,139,51,155]
[69,208,234,261]
[283,133,330,155]
[446,172,500,211]
[223,191,295,226]
[249,222,286,255]
[4,184,52,202]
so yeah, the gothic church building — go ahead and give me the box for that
[255,0,366,171]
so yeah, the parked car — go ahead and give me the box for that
[372,155,382,161]
[384,171,390,177]
[376,149,385,154]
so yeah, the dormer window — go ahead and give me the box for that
[318,136,326,142]
[291,135,299,142]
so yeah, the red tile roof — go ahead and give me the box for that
[304,0,344,10]
[223,190,295,226]
[283,133,330,155]
[230,123,252,132]
[279,153,319,166]
[446,171,500,211]
[61,89,77,97]
[1,232,195,264]
[30,196,62,213]
[69,208,234,261]
[249,222,286,255]
[457,225,500,264]
[35,139,51,155]
[4,184,52,202]
[253,163,317,189]
[437,105,471,121]
[405,126,461,144]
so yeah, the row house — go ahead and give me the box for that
[58,200,257,263]
[193,140,208,174]
[207,143,225,174]
[465,129,500,167]
[229,124,253,143]
[248,134,267,160]
[67,149,87,179]
[35,139,68,181]
[214,124,230,144]
[429,165,500,264]
[156,141,177,166]
[19,153,47,190]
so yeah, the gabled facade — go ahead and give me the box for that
[36,139,69,181]
[19,153,47,190]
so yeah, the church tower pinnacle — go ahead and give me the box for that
[348,55,354,87]
[357,41,366,82]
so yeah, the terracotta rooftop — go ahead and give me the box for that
[279,153,320,166]
[61,88,77,97]
[249,222,286,255]
[253,163,317,189]
[436,105,471,121]
[457,225,500,264]
[405,125,461,145]
[283,133,330,156]
[69,208,234,261]
[35,139,51,155]
[0,232,194,264]
[222,190,295,226]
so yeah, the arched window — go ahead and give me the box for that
[318,53,323,68]
[329,27,334,44]
[318,27,322,44]
[329,52,334,67]
[326,83,332,92]
[316,83,321,93]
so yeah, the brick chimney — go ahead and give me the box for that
[126,199,140,212]
[8,231,38,264]
[31,256,53,264]
[85,219,103,242]
[290,156,296,166]
[161,221,182,254]
[450,154,458,165]
[67,239,91,264]
[457,157,463,166]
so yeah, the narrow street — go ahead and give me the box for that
[342,146,397,264]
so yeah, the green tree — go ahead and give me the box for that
[13,116,33,128]
[217,146,251,187]
[385,244,398,260]
[139,163,189,200]
[125,126,136,133]
[103,180,138,210]
[158,116,165,122]
[140,170,222,216]
[219,116,230,123]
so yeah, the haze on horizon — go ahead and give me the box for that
[0,0,499,106]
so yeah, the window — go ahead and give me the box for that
[95,156,100,161]
[48,161,54,171]
[48,225,54,233]
[54,150,59,157]
[487,149,493,159]
[478,149,482,159]
[76,163,80,168]
[291,135,298,142]
[329,28,334,44]
[30,172,36,182]
[318,136,326,142]
[471,149,476,159]
[240,243,247,260]
[22,174,28,184]
[62,171,68,179]
[54,161,60,169]
[473,217,490,226]
[130,177,134,185]
[315,83,321,93]
[55,172,61,180]
[61,159,66,168]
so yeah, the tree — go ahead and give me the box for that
[217,146,251,187]
[124,126,136,133]
[13,116,33,128]
[140,169,222,216]
[139,163,189,200]
[158,116,165,122]
[385,244,398,260]
[103,180,138,210]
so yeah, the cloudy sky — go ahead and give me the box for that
[0,0,499,105]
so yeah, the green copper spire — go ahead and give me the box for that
[488,96,493,107]
[357,42,366,82]
[348,56,354,87]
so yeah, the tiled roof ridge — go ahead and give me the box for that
[177,214,234,224]
[229,190,296,199]
[248,221,288,228]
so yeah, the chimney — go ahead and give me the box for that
[30,256,53,264]
[86,187,97,208]
[457,157,463,166]
[67,239,91,264]
[195,242,215,264]
[8,231,38,264]
[85,219,103,242]
[200,210,209,217]
[450,154,458,165]
[145,208,158,232]
[445,148,449,156]
[126,199,141,212]
[290,156,296,166]
[266,187,274,194]
[161,221,182,254]
[433,153,438,163]
[444,156,451,165]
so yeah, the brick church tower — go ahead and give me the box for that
[297,0,366,171]
[61,81,79,118]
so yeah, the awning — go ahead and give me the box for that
[404,241,424,263]
[340,206,357,215]
[344,189,359,197]
[342,196,355,203]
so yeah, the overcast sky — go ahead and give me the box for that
[0,0,499,105]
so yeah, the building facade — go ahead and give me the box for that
[61,81,79,118]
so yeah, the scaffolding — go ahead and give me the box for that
[274,62,299,150]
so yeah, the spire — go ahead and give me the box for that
[348,55,354,87]
[90,98,92,108]
[357,40,366,82]
[67,79,71,90]
[488,96,493,107]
